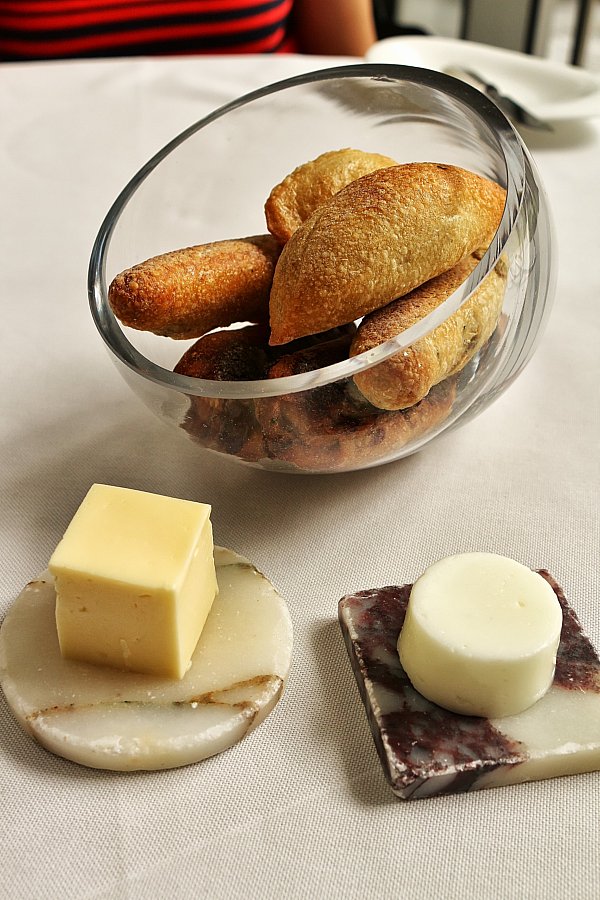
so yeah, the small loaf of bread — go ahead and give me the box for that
[109,235,281,340]
[264,148,397,244]
[351,252,508,410]
[257,335,456,472]
[269,163,506,346]
[174,325,271,381]
[174,325,270,461]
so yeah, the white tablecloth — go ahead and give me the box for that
[1,53,599,900]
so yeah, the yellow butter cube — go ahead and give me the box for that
[48,484,217,678]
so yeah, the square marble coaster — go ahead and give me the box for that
[339,571,600,800]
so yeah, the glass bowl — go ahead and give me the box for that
[88,64,555,474]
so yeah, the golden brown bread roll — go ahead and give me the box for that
[351,252,508,410]
[269,163,506,346]
[264,148,397,244]
[109,235,281,340]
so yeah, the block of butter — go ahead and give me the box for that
[49,484,217,679]
[398,553,563,718]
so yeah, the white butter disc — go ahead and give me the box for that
[0,547,292,770]
[398,552,562,718]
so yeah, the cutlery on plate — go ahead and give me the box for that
[445,67,553,131]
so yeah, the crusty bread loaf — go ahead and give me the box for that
[256,334,456,472]
[172,322,453,471]
[174,323,358,381]
[174,325,270,461]
[109,235,281,340]
[173,323,358,463]
[269,163,506,346]
[264,148,397,244]
[174,325,270,381]
[351,252,508,410]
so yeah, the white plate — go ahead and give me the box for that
[365,36,600,121]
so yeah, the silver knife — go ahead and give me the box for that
[445,67,552,132]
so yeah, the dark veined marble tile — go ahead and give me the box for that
[339,572,600,800]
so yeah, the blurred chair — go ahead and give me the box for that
[372,0,428,38]
[374,0,595,66]
[462,0,594,65]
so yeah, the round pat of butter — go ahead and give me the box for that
[397,552,563,718]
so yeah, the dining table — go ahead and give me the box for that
[0,50,599,900]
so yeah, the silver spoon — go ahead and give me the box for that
[445,67,553,132]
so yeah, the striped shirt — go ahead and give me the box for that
[0,0,297,60]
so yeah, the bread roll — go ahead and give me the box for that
[265,148,397,244]
[174,325,270,381]
[109,235,281,340]
[174,326,270,461]
[173,324,357,463]
[257,335,456,472]
[351,252,507,410]
[269,163,506,346]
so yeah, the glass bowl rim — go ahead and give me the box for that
[88,62,526,401]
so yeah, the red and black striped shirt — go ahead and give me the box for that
[0,0,297,60]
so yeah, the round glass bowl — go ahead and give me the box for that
[89,64,555,474]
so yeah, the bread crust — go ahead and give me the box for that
[269,163,506,345]
[174,325,271,381]
[351,252,508,410]
[108,235,281,340]
[265,148,397,244]
[257,335,456,472]
[174,325,270,460]
[173,324,453,470]
[174,323,357,463]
